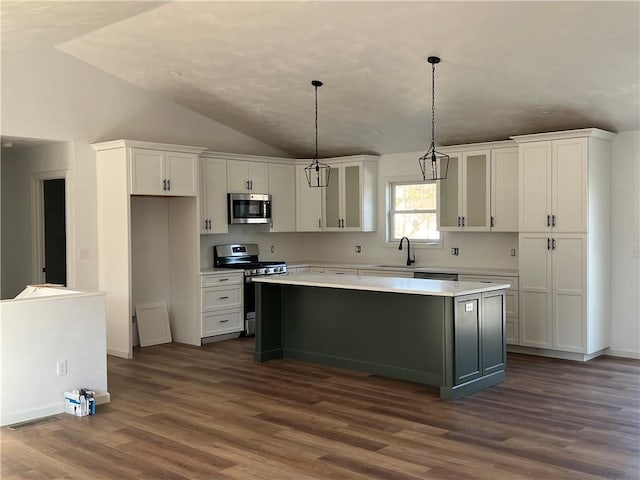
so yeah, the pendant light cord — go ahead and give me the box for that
[314,83,319,163]
[431,60,436,151]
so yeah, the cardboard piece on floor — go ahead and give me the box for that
[135,302,172,347]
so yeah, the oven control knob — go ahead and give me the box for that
[277,267,284,272]
[249,269,257,275]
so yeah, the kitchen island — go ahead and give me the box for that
[253,274,509,399]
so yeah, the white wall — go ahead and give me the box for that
[610,131,640,358]
[1,47,289,293]
[1,291,108,426]
[1,141,70,299]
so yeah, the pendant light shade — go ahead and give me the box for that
[305,80,331,188]
[418,56,449,181]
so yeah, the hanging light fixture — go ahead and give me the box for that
[418,56,449,181]
[305,80,331,188]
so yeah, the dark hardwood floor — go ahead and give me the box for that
[2,338,639,479]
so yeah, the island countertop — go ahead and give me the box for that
[251,273,510,297]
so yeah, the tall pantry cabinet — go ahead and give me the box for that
[93,140,206,358]
[512,129,614,359]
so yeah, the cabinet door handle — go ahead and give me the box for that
[461,216,465,227]
[219,296,229,300]
[219,319,229,323]
[490,216,495,228]
[218,278,229,282]
[547,215,551,227]
[208,219,212,229]
[162,179,167,191]
[457,216,461,227]
[318,218,321,229]
[552,215,556,227]
[552,238,556,250]
[547,238,551,250]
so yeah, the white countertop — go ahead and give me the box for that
[286,261,517,277]
[252,273,510,297]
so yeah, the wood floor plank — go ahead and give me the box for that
[2,339,638,479]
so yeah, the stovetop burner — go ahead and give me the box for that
[214,244,287,277]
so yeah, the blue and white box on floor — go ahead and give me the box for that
[64,389,96,417]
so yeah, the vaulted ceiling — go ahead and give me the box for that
[2,1,639,157]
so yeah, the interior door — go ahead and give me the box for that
[43,178,66,285]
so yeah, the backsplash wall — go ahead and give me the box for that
[200,228,518,270]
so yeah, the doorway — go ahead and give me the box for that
[42,178,67,285]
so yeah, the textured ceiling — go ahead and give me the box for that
[2,1,639,157]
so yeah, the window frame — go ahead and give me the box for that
[387,179,442,247]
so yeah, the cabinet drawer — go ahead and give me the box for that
[506,317,518,345]
[310,267,325,273]
[201,273,243,288]
[505,290,518,317]
[459,275,518,291]
[325,268,358,275]
[358,269,414,278]
[202,285,242,311]
[202,309,243,337]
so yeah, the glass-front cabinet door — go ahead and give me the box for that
[343,163,361,229]
[438,153,461,230]
[324,165,341,229]
[463,151,490,230]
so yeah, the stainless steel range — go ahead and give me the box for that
[214,244,287,336]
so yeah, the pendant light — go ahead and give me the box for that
[418,56,449,181]
[304,80,331,188]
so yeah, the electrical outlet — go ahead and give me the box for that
[57,360,67,376]
[355,245,362,253]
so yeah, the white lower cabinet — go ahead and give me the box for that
[200,271,243,338]
[459,274,519,345]
[518,233,601,354]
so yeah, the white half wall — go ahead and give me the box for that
[609,130,640,358]
[0,291,109,426]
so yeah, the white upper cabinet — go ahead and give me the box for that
[268,162,296,232]
[322,156,377,232]
[490,147,519,231]
[130,147,198,196]
[295,163,323,232]
[227,160,269,193]
[199,156,228,234]
[518,137,588,233]
[438,149,490,231]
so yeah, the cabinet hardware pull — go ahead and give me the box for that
[220,319,229,323]
[318,218,321,229]
[552,238,556,250]
[219,296,229,299]
[218,278,229,282]
[208,219,211,229]
[457,216,461,227]
[552,215,556,227]
[547,215,551,227]
[162,179,167,191]
[547,238,551,250]
[167,179,171,191]
[490,216,495,228]
[461,216,465,227]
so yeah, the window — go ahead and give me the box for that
[389,181,440,244]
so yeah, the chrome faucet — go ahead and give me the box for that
[398,236,416,266]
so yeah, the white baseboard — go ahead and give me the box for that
[1,391,111,427]
[107,347,132,359]
[603,348,640,359]
[507,345,606,362]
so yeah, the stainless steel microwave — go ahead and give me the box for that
[227,193,272,224]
